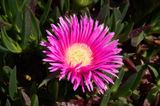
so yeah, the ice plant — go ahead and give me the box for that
[41,15,123,94]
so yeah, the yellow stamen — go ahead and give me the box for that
[66,43,93,66]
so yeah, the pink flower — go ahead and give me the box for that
[41,15,123,94]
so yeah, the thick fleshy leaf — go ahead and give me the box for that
[100,88,111,106]
[131,31,145,47]
[1,28,22,53]
[48,80,59,103]
[9,66,18,100]
[31,94,39,106]
[131,65,147,90]
[148,65,159,79]
[0,45,9,52]
[40,0,52,25]
[5,99,11,106]
[97,0,110,23]
[111,68,125,92]
[147,86,159,104]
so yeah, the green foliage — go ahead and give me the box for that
[40,0,52,25]
[100,88,111,106]
[9,67,18,100]
[0,0,160,105]
[31,94,39,106]
[111,68,125,93]
[131,31,145,47]
[1,28,22,53]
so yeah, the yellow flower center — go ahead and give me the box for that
[66,43,93,67]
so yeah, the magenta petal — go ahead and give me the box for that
[41,14,123,94]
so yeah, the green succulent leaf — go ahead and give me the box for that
[31,94,39,106]
[0,45,9,52]
[111,68,125,93]
[100,88,111,106]
[147,86,159,103]
[1,28,22,53]
[131,31,145,47]
[40,0,52,25]
[9,66,18,100]
[148,65,159,79]
[5,99,11,106]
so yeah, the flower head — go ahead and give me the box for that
[41,15,123,94]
